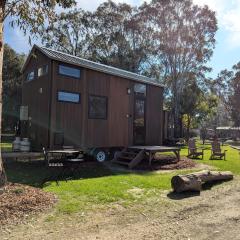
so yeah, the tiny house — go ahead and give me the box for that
[21,45,164,160]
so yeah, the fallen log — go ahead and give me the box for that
[171,170,233,193]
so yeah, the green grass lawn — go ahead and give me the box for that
[4,143,240,216]
[181,143,240,174]
[1,142,12,152]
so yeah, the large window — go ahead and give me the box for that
[26,71,35,81]
[59,64,80,78]
[58,91,80,103]
[38,65,48,77]
[88,95,108,119]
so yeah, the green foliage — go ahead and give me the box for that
[41,1,153,73]
[3,1,76,40]
[212,62,240,126]
[41,9,91,56]
[2,44,25,131]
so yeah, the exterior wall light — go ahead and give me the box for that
[127,88,131,95]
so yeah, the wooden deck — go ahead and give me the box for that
[112,145,181,168]
[129,146,181,166]
[129,145,180,152]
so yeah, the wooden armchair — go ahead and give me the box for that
[210,141,227,160]
[187,139,204,159]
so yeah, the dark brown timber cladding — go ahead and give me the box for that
[146,85,163,145]
[22,49,164,150]
[48,61,163,149]
[21,50,51,150]
[50,61,84,148]
[85,69,131,148]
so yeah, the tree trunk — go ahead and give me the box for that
[186,114,191,142]
[0,3,7,188]
[173,78,180,138]
[171,170,233,193]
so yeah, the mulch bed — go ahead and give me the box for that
[0,183,57,227]
[136,156,197,171]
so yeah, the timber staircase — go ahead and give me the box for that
[112,148,146,169]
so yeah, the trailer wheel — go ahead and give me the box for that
[94,149,108,162]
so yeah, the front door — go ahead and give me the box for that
[133,96,146,145]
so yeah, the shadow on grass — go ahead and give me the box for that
[167,179,232,200]
[4,160,124,188]
[202,179,232,190]
[167,191,200,200]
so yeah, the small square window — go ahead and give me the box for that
[38,65,48,77]
[26,71,35,81]
[134,84,146,96]
[88,95,108,119]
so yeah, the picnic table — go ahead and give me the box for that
[44,149,84,183]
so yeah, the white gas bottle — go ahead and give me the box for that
[12,137,21,152]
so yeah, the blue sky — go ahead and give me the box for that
[4,0,240,78]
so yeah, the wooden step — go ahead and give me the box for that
[112,148,145,169]
[119,156,135,161]
[123,151,138,156]
[113,160,130,166]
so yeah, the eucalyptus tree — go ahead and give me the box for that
[0,0,76,188]
[180,76,202,140]
[89,0,154,73]
[41,9,92,57]
[3,44,25,131]
[213,63,240,126]
[140,0,217,137]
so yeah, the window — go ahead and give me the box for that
[26,71,35,81]
[58,91,80,103]
[88,95,108,119]
[59,65,80,78]
[134,84,146,96]
[38,65,48,77]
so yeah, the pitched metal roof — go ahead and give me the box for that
[23,45,163,87]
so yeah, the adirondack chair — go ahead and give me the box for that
[187,139,204,159]
[210,141,227,160]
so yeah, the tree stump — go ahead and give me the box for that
[171,170,233,193]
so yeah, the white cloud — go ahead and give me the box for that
[193,0,240,49]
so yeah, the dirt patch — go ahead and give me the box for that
[0,183,56,227]
[136,156,197,171]
[127,187,145,198]
[2,179,240,240]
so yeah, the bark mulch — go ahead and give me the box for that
[136,156,197,171]
[0,183,57,227]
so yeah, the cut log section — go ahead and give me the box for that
[171,170,233,193]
